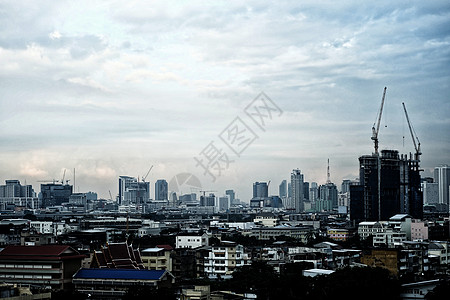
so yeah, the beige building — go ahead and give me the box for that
[141,246,173,271]
[204,241,249,279]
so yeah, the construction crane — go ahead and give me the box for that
[371,87,387,155]
[142,165,153,182]
[61,169,66,184]
[402,102,421,162]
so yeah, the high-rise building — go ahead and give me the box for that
[40,182,73,208]
[251,182,269,208]
[219,196,229,211]
[118,176,149,206]
[155,179,168,201]
[309,182,318,203]
[350,150,422,222]
[225,190,236,205]
[200,193,215,207]
[253,182,268,198]
[316,183,338,212]
[434,165,450,212]
[0,180,38,210]
[279,180,287,198]
[291,169,304,213]
[422,182,439,206]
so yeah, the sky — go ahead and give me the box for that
[0,0,449,202]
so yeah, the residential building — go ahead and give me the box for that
[249,225,313,243]
[176,233,209,249]
[327,228,350,242]
[141,245,173,271]
[204,241,249,279]
[0,245,85,290]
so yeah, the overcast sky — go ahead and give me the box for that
[1,1,449,202]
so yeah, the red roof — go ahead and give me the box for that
[157,244,173,251]
[0,245,85,261]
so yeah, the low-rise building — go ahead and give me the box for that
[73,268,174,298]
[141,245,173,271]
[0,245,85,290]
[176,233,209,249]
[204,241,249,279]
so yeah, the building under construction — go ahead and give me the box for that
[350,150,422,223]
[350,87,423,222]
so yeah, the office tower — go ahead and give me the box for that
[350,150,422,222]
[309,182,318,203]
[279,180,287,198]
[225,190,236,205]
[341,179,360,194]
[317,183,338,212]
[422,182,439,205]
[155,179,168,201]
[434,165,450,211]
[200,193,215,207]
[40,182,73,208]
[253,182,268,198]
[219,196,229,211]
[0,180,38,210]
[291,169,304,213]
[118,176,149,206]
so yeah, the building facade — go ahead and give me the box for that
[291,169,304,213]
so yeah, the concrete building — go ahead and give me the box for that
[176,233,209,249]
[434,165,450,212]
[0,245,85,290]
[225,189,236,206]
[422,182,439,206]
[118,176,149,206]
[204,241,249,279]
[351,150,423,222]
[141,246,173,271]
[155,179,168,201]
[39,182,73,208]
[291,169,304,213]
[0,180,38,210]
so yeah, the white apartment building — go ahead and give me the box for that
[204,241,249,279]
[176,233,209,249]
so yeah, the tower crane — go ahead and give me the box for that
[402,102,421,162]
[371,87,387,155]
[142,165,153,182]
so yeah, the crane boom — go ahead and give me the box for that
[371,87,387,155]
[402,102,421,161]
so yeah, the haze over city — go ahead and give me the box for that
[1,1,449,202]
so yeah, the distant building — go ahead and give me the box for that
[39,182,72,208]
[434,165,450,212]
[141,245,173,271]
[422,182,439,206]
[0,180,39,210]
[251,181,269,207]
[200,193,215,207]
[279,180,287,199]
[291,169,304,213]
[218,196,229,211]
[225,189,236,205]
[316,183,338,212]
[118,176,149,206]
[155,179,168,201]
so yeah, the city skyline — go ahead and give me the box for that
[1,1,449,202]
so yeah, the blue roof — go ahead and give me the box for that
[73,268,166,280]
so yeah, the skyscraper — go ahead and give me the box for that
[434,165,450,212]
[155,179,168,201]
[350,150,422,222]
[279,180,287,198]
[225,189,236,205]
[291,169,304,213]
[118,176,149,206]
[251,182,269,208]
[40,182,73,208]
